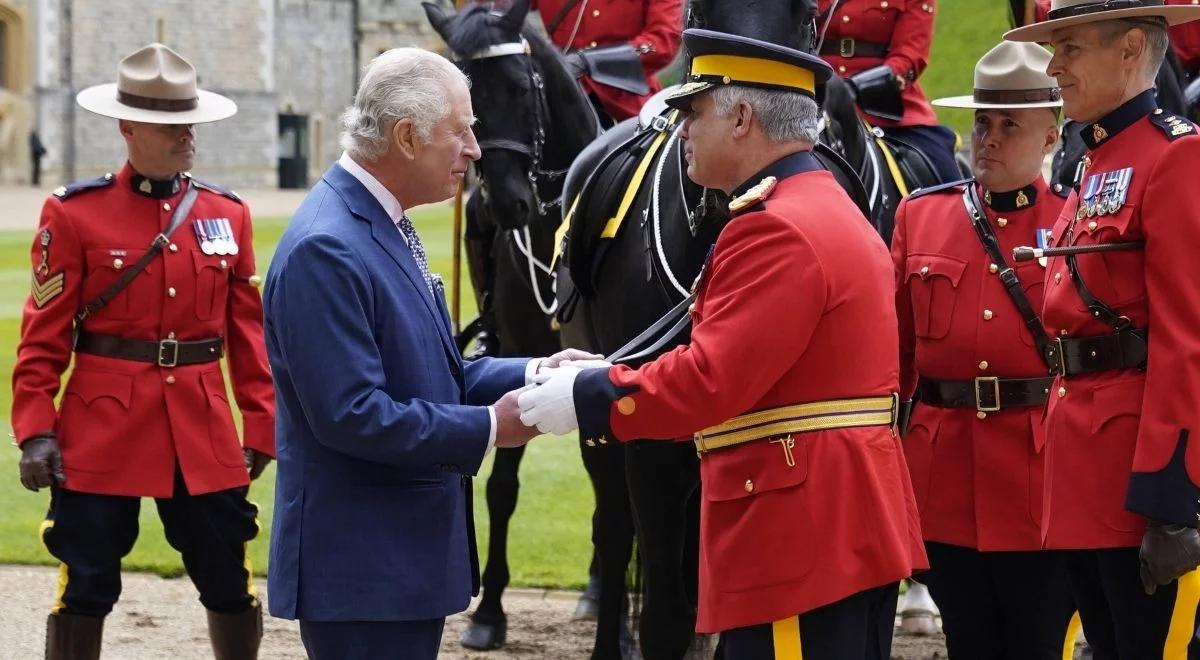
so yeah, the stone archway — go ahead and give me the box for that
[0,2,30,184]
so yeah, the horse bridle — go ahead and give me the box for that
[462,38,568,217]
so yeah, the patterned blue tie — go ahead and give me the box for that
[396,214,433,294]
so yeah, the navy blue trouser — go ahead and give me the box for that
[299,618,446,660]
[40,468,259,617]
[884,124,962,183]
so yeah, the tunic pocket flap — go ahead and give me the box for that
[905,253,967,287]
[66,369,133,408]
[703,437,809,502]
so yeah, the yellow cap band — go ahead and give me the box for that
[689,54,817,94]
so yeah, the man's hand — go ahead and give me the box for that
[1139,519,1200,594]
[18,434,65,492]
[494,386,540,449]
[536,348,605,374]
[244,449,273,480]
[519,367,581,436]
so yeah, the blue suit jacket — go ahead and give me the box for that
[264,163,528,621]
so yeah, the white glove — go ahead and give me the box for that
[519,367,581,436]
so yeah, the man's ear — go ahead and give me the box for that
[731,100,754,139]
[1122,28,1147,66]
[393,119,419,159]
[118,119,135,139]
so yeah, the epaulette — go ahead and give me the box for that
[906,177,973,201]
[185,173,243,204]
[52,172,115,200]
[728,176,778,214]
[1149,109,1197,141]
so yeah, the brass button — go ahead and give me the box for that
[248,275,263,288]
[881,0,889,6]
[1087,221,1098,232]
[842,14,850,22]
[722,75,731,84]
[976,411,987,420]
[1055,273,1063,284]
[589,40,597,48]
[592,8,600,17]
[983,309,994,320]
[919,266,929,277]
[168,243,178,253]
[163,203,171,212]
[165,376,176,385]
[586,438,596,447]
[1054,183,1063,193]
[168,287,176,298]
[979,360,989,370]
[1060,329,1069,336]
[220,259,228,270]
[744,479,754,493]
[1058,387,1067,398]
[997,217,1008,228]
[617,397,637,416]
[104,172,113,180]
[989,263,999,274]
[838,65,846,74]
[112,258,124,269]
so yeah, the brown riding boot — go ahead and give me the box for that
[45,612,103,660]
[207,604,263,660]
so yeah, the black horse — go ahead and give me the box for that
[425,3,638,658]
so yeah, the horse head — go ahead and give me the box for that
[425,0,561,229]
[687,0,818,51]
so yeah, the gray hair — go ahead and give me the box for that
[709,86,821,144]
[339,48,469,161]
[1097,17,1170,79]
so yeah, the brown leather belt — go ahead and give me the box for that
[819,38,889,59]
[916,376,1054,412]
[75,331,223,367]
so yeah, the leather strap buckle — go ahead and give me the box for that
[974,376,1001,412]
[158,338,179,368]
[840,38,856,58]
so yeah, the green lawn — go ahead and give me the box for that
[925,0,1015,139]
[0,206,595,589]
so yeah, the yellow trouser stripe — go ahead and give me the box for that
[600,120,675,239]
[1062,611,1081,660]
[772,615,803,660]
[1164,568,1200,659]
[39,519,67,614]
[871,125,911,198]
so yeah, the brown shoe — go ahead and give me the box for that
[207,604,263,660]
[45,612,103,660]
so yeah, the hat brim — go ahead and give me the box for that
[664,81,716,110]
[1006,6,1200,43]
[76,83,238,124]
[933,95,1063,110]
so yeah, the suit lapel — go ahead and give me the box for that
[324,164,461,365]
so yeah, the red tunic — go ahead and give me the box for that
[534,0,683,120]
[573,152,927,633]
[893,178,1064,551]
[1040,91,1200,548]
[11,163,275,498]
[817,0,940,128]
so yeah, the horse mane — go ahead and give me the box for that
[520,26,598,141]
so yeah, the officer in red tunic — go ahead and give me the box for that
[516,29,927,658]
[534,0,683,123]
[893,40,1076,659]
[1008,2,1200,656]
[11,44,274,659]
[817,0,960,180]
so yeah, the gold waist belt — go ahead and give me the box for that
[694,395,899,454]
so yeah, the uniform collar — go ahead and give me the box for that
[1080,89,1157,149]
[982,179,1040,212]
[729,149,822,199]
[125,164,182,199]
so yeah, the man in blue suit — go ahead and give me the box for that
[263,47,593,659]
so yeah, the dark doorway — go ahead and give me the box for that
[278,113,308,189]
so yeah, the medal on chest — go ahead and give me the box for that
[1077,167,1133,220]
[1035,228,1053,268]
[192,218,240,256]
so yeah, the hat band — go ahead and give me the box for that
[1047,0,1164,21]
[689,54,817,95]
[973,87,1062,104]
[117,90,199,112]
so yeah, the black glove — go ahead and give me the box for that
[1139,519,1200,594]
[244,448,272,480]
[19,434,65,491]
[564,51,587,79]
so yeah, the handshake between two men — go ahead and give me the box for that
[491,348,614,448]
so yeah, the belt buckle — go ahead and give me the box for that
[158,338,179,368]
[974,376,1001,412]
[1052,336,1068,376]
[840,38,856,58]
